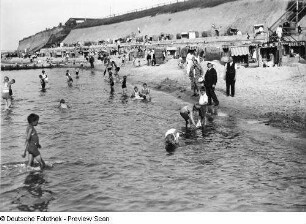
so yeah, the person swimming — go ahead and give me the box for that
[58,99,70,109]
[165,128,180,152]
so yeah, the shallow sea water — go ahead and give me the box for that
[1,68,305,212]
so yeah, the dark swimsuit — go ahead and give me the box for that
[27,128,40,157]
[122,80,126,89]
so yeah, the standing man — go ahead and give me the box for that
[204,63,219,106]
[224,57,237,97]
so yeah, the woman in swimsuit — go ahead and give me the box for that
[2,76,11,110]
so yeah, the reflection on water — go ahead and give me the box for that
[12,172,54,212]
[1,68,305,212]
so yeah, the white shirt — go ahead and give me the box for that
[165,129,179,142]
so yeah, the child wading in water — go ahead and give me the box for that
[122,75,127,95]
[66,70,73,87]
[39,75,46,91]
[109,72,115,94]
[9,79,15,99]
[22,113,45,169]
[2,76,12,110]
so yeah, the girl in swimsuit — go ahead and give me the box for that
[22,113,45,169]
[2,76,11,110]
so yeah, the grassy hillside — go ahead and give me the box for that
[63,0,289,44]
[76,0,238,29]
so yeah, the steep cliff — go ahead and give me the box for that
[18,27,64,52]
[63,0,289,44]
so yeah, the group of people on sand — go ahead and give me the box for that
[164,53,238,152]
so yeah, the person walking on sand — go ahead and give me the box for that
[204,63,219,106]
[224,57,237,97]
[22,113,45,170]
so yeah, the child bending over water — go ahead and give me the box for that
[180,105,197,130]
[22,113,45,169]
[165,128,180,152]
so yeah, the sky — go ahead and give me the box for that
[0,0,171,51]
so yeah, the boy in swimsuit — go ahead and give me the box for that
[2,76,11,110]
[198,86,208,127]
[165,128,180,152]
[122,75,127,95]
[180,105,197,130]
[39,75,46,91]
[141,83,151,101]
[22,113,45,169]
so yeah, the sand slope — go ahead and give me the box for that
[63,0,289,44]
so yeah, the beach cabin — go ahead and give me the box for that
[166,46,179,58]
[230,46,250,67]
[181,32,189,39]
[253,24,264,35]
[188,31,199,39]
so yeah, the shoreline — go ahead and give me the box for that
[112,59,306,133]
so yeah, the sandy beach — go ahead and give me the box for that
[111,57,306,132]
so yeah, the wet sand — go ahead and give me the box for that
[115,58,306,132]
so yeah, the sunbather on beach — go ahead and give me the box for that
[141,83,151,101]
